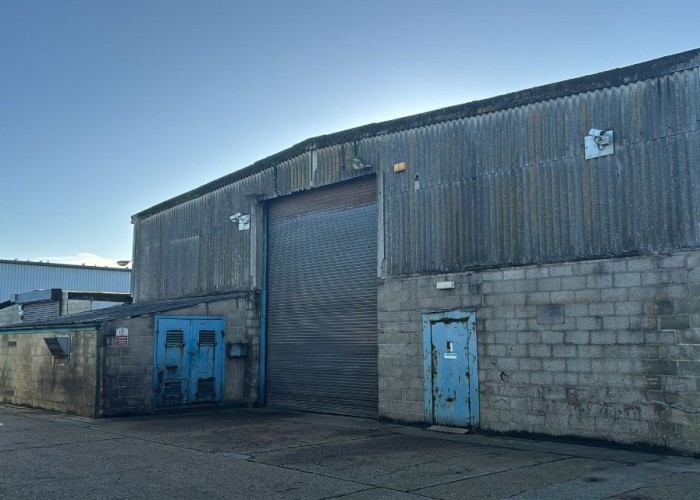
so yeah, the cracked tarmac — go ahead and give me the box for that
[1,405,699,499]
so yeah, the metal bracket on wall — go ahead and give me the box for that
[226,342,249,358]
[584,129,614,160]
[229,213,251,230]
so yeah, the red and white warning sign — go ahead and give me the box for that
[115,327,129,346]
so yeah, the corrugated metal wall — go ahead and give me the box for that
[0,262,131,303]
[380,68,700,275]
[133,171,269,301]
[131,150,372,301]
[132,65,700,300]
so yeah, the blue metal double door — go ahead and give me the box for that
[154,317,224,407]
[423,311,479,427]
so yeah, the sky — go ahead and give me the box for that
[0,0,698,267]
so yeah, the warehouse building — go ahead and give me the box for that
[0,259,131,304]
[0,260,131,327]
[2,49,700,454]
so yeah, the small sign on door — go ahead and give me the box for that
[444,340,456,359]
[116,327,129,346]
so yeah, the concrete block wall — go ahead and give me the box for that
[0,305,21,327]
[61,297,120,316]
[201,294,258,402]
[378,249,700,454]
[99,316,154,417]
[97,295,253,417]
[62,297,91,316]
[244,291,260,403]
[0,329,98,417]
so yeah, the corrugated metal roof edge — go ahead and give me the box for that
[0,291,247,332]
[0,292,131,308]
[132,48,700,222]
[0,259,131,272]
[65,291,132,302]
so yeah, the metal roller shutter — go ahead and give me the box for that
[23,301,60,322]
[266,177,378,417]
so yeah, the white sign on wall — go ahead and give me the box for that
[116,327,129,346]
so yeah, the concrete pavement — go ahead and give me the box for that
[1,404,699,499]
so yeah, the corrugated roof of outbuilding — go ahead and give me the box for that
[0,292,246,331]
[132,48,700,222]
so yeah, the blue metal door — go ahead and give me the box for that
[156,318,189,406]
[423,311,478,427]
[154,317,224,407]
[188,319,220,403]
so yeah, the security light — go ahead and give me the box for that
[349,157,370,170]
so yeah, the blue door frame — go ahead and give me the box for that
[258,206,268,405]
[423,310,479,427]
[154,316,225,407]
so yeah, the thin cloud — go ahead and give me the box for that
[35,252,129,268]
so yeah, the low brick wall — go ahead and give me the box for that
[0,328,98,417]
[378,249,700,454]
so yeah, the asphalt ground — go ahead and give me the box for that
[1,405,699,499]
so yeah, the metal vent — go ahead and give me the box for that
[24,301,60,322]
[163,381,183,400]
[44,336,71,358]
[165,330,184,346]
[197,378,215,398]
[199,330,216,345]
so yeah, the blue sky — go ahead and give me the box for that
[1,0,698,266]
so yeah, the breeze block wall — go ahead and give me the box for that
[96,295,255,417]
[0,328,98,417]
[97,315,155,417]
[0,306,22,327]
[378,249,700,454]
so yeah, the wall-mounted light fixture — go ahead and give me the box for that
[436,281,455,290]
[229,213,251,231]
[584,128,614,160]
